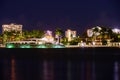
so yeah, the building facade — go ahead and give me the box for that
[65,29,76,41]
[2,23,22,33]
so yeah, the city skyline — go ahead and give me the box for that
[0,0,120,34]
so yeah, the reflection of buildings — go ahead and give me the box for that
[11,57,16,80]
[65,29,76,41]
[2,23,22,33]
[43,61,54,80]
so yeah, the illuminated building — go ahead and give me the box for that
[43,30,54,43]
[87,29,93,37]
[2,23,22,34]
[87,26,102,37]
[112,28,120,34]
[65,29,76,41]
[45,30,52,36]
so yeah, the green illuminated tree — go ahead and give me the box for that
[31,30,44,38]
[55,28,64,43]
[3,34,7,44]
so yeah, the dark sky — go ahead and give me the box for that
[0,0,120,34]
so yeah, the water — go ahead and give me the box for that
[0,47,120,80]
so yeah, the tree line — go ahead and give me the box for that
[0,26,120,45]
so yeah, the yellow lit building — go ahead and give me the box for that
[65,29,76,41]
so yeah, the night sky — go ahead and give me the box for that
[0,0,120,34]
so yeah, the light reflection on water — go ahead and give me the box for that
[1,57,119,80]
[114,61,119,80]
[3,58,119,80]
[43,60,54,80]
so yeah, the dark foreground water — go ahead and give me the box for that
[0,47,120,80]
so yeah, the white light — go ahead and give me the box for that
[112,28,120,33]
[92,41,95,45]
[81,42,85,47]
[46,30,52,36]
[81,43,84,46]
[87,29,93,37]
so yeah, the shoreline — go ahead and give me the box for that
[1,43,120,48]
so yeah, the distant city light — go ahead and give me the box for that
[92,41,95,45]
[112,28,120,34]
[6,44,15,48]
[46,30,52,36]
[87,29,93,37]
[65,29,76,41]
[19,45,31,48]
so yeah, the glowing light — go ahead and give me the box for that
[20,45,25,48]
[65,29,76,41]
[25,45,31,48]
[6,44,15,48]
[92,41,95,45]
[36,44,65,48]
[81,43,84,46]
[112,28,120,34]
[19,45,31,48]
[52,45,65,48]
[87,29,93,37]
[46,30,52,36]
[80,42,86,47]
[36,44,47,48]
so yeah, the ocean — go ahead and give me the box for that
[0,47,120,80]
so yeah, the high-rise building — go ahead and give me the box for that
[65,29,76,41]
[2,23,22,34]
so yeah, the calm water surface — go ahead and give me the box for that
[0,48,120,80]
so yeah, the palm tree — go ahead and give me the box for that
[3,31,12,41]
[100,27,107,39]
[93,27,99,34]
[31,30,36,38]
[0,34,3,43]
[38,30,45,38]
[92,27,99,41]
[22,30,45,39]
[14,32,23,41]
[61,37,68,45]
[99,27,113,44]
[55,28,64,43]
[3,34,7,44]
[31,30,45,38]
[107,28,113,39]
[22,30,31,39]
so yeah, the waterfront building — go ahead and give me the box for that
[87,26,102,37]
[2,23,22,34]
[112,28,120,34]
[87,29,93,37]
[87,26,103,45]
[43,30,54,43]
[65,29,76,41]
